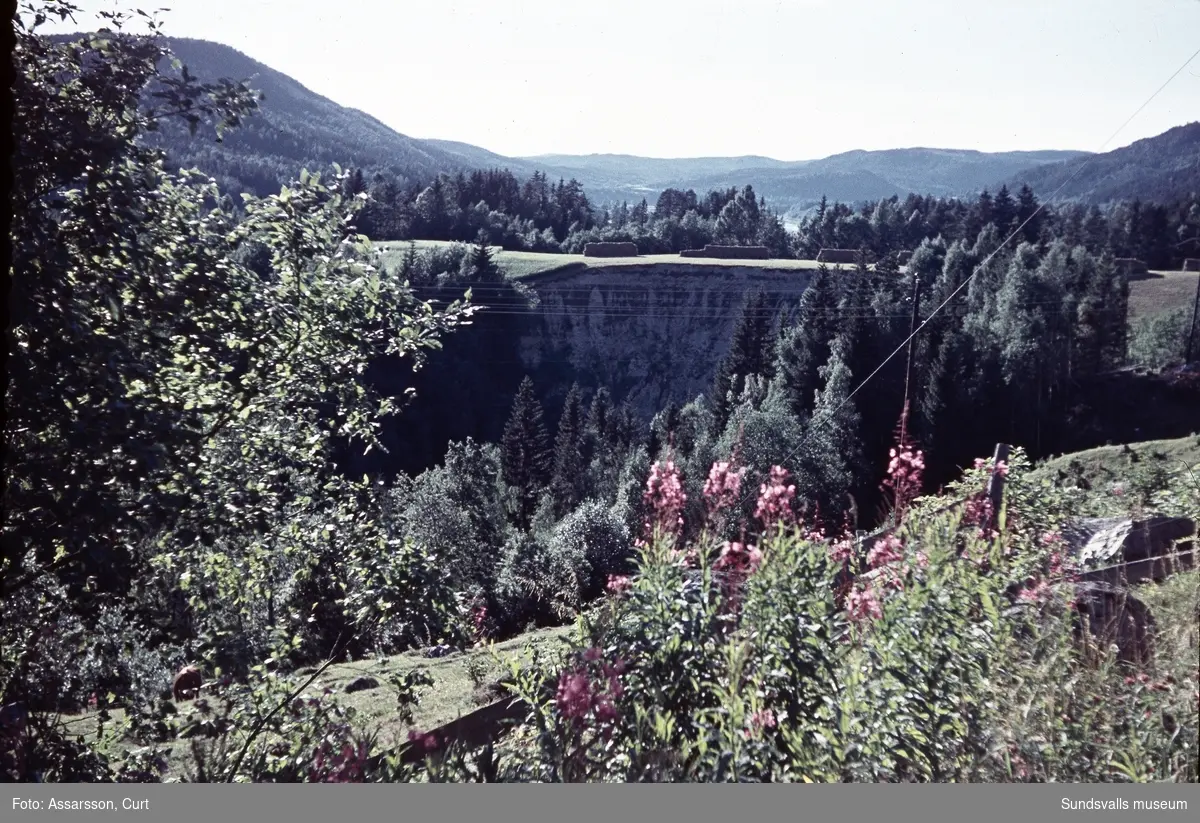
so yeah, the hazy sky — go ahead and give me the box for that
[41,0,1200,160]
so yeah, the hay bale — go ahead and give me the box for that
[816,248,868,265]
[1183,258,1200,272]
[1113,257,1148,276]
[679,248,707,258]
[583,242,639,258]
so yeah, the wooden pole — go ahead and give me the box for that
[900,273,921,446]
[985,443,1011,534]
[1184,270,1200,364]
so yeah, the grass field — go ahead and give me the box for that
[1128,270,1200,319]
[376,243,1199,319]
[1029,434,1200,487]
[61,625,575,776]
[374,241,878,280]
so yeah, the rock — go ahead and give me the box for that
[423,644,455,659]
[1064,515,1195,586]
[344,676,380,694]
[1059,580,1157,666]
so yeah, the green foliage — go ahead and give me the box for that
[4,2,473,780]
[442,452,1199,783]
[501,377,554,529]
[1128,307,1192,369]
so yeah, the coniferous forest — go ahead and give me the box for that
[4,3,1198,784]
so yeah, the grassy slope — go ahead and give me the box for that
[375,241,885,280]
[63,625,574,775]
[1029,434,1200,487]
[1128,271,1200,319]
[376,244,1197,314]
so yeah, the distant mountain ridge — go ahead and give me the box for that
[52,33,1190,211]
[1004,121,1200,204]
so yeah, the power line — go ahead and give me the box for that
[728,41,1200,511]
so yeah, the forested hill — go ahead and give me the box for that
[1004,121,1200,205]
[45,34,474,198]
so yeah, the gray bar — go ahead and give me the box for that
[6,784,1198,823]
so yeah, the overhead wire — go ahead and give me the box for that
[725,41,1200,511]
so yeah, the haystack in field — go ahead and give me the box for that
[584,242,639,258]
[816,248,868,264]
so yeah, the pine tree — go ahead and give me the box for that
[470,230,502,282]
[399,239,419,282]
[993,185,1016,236]
[800,334,863,526]
[549,383,586,517]
[712,290,773,428]
[772,265,838,416]
[1016,184,1042,245]
[501,376,553,528]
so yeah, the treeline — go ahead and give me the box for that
[353,163,1200,269]
[794,188,1200,271]
[350,167,793,256]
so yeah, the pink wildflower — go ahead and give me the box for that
[1017,578,1051,603]
[884,444,925,524]
[745,709,777,737]
[715,541,763,575]
[866,534,905,569]
[703,460,745,519]
[755,466,796,529]
[643,458,687,540]
[555,654,625,727]
[555,671,593,720]
[829,538,854,564]
[846,583,882,622]
[993,461,1009,478]
[606,574,633,596]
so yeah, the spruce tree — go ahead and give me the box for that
[712,290,773,428]
[772,265,838,416]
[470,230,502,282]
[1016,184,1042,245]
[501,376,553,528]
[549,383,586,517]
[800,334,863,527]
[993,185,1016,236]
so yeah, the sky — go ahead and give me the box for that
[40,0,1200,161]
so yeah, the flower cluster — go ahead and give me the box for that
[309,739,369,783]
[883,445,925,523]
[866,534,905,569]
[555,649,626,728]
[643,458,687,541]
[755,465,796,530]
[605,574,633,597]
[829,538,854,565]
[714,541,763,576]
[469,598,489,642]
[703,460,745,519]
[745,708,777,738]
[963,493,996,540]
[846,582,882,622]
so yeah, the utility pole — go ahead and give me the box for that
[1185,270,1200,365]
[900,273,921,445]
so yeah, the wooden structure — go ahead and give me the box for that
[583,242,639,258]
[679,244,771,260]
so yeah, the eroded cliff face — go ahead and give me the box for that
[517,264,813,419]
